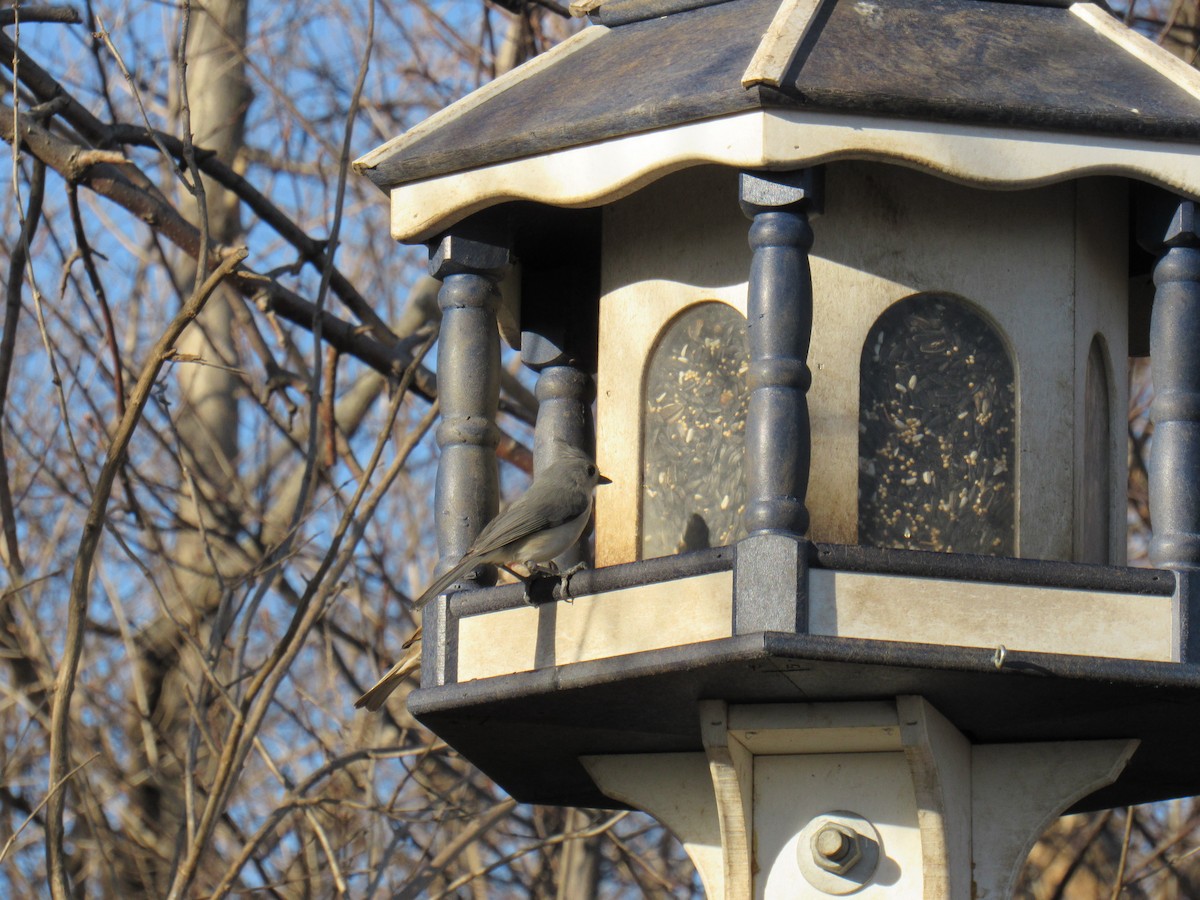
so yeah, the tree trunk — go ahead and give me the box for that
[557,808,600,900]
[127,1,250,893]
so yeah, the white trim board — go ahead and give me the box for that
[451,567,1176,683]
[388,108,1200,242]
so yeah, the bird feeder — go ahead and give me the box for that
[358,0,1200,895]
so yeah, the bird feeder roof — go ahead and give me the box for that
[357,0,1200,241]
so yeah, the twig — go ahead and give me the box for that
[0,27,399,346]
[0,156,44,577]
[0,753,98,868]
[95,14,195,194]
[399,798,520,900]
[605,827,680,893]
[526,0,571,17]
[46,248,246,900]
[214,401,440,898]
[1123,808,1200,885]
[213,746,423,895]
[94,564,157,770]
[0,84,538,446]
[430,810,629,899]
[1110,806,1135,899]
[67,183,126,415]
[173,344,434,900]
[287,0,376,570]
[1047,810,1114,900]
[2,96,430,388]
[81,0,119,124]
[321,346,338,468]
[227,4,393,686]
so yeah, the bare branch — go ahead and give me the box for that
[47,249,246,900]
[398,798,520,900]
[0,6,81,29]
[0,753,97,869]
[0,156,44,578]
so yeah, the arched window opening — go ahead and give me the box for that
[641,302,749,559]
[858,293,1016,555]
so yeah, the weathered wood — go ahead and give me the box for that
[1073,179,1129,566]
[447,550,1177,681]
[698,700,753,900]
[592,0,736,26]
[582,753,725,897]
[807,570,1174,662]
[973,740,1139,899]
[360,0,1200,190]
[387,111,1200,246]
[595,164,1129,564]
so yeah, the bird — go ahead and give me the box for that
[354,442,610,711]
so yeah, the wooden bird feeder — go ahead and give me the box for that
[358,0,1200,895]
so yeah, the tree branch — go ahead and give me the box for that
[0,157,44,578]
[0,6,81,28]
[46,249,246,900]
[0,38,541,455]
[0,27,399,346]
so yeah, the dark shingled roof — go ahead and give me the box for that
[360,0,1200,189]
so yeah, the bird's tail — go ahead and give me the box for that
[355,563,477,712]
[412,555,478,610]
[354,644,421,710]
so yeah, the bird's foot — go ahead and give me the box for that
[558,562,589,601]
[516,564,560,606]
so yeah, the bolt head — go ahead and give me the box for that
[811,823,863,875]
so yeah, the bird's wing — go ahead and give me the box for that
[470,475,591,555]
[411,469,592,610]
[408,500,542,611]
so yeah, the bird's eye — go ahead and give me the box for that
[586,464,597,478]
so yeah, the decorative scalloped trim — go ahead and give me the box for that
[389,109,1200,242]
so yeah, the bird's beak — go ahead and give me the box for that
[598,474,613,485]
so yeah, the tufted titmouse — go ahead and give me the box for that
[354,442,610,711]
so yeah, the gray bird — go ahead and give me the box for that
[354,442,610,711]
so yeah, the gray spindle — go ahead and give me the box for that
[423,232,509,685]
[739,169,818,536]
[1149,199,1200,571]
[524,333,596,569]
[734,169,820,635]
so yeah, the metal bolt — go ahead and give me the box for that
[811,823,863,875]
[815,827,851,860]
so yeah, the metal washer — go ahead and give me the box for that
[796,810,882,896]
